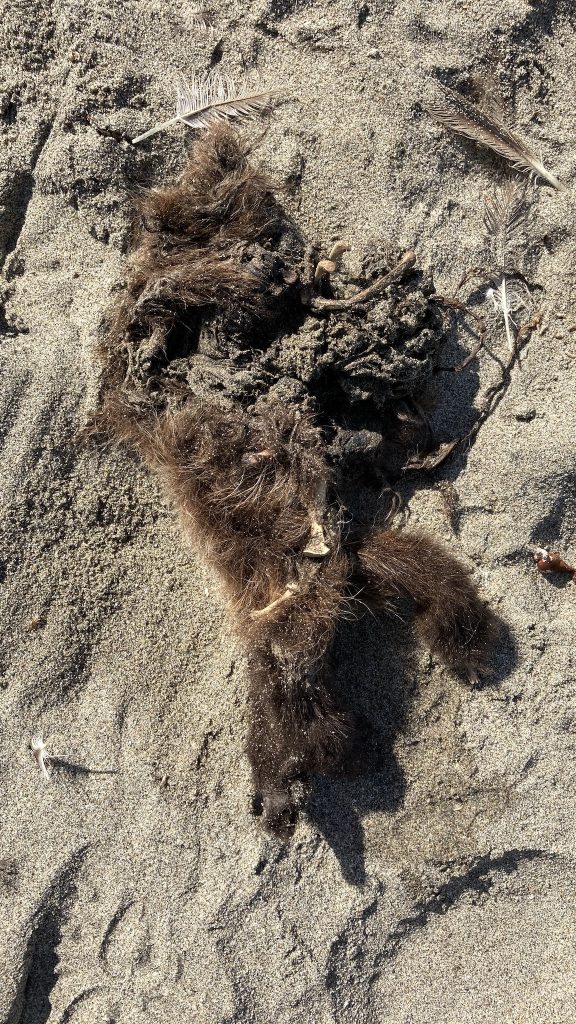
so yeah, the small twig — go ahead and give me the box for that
[462,313,540,445]
[412,311,540,473]
[405,439,459,472]
[432,295,487,335]
[455,266,491,293]
[451,338,485,373]
[306,251,416,312]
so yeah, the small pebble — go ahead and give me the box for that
[367,47,381,58]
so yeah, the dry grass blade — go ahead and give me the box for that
[133,70,276,144]
[426,89,567,192]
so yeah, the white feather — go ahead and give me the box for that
[490,277,532,353]
[132,70,275,144]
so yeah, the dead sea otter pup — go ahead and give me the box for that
[94,124,498,839]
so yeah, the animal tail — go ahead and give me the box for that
[354,528,499,681]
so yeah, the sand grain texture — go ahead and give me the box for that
[1,1,575,1021]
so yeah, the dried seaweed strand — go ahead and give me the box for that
[464,312,540,442]
[417,306,540,471]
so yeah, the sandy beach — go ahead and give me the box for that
[1,0,575,1020]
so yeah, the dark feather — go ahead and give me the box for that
[427,89,567,192]
[483,181,527,242]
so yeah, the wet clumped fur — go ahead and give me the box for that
[94,125,499,838]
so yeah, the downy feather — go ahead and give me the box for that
[488,278,532,353]
[132,69,275,144]
[426,89,567,192]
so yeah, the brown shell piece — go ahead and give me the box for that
[532,546,575,574]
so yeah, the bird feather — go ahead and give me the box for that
[132,69,275,144]
[426,89,567,192]
[489,277,532,353]
[182,4,214,32]
[483,181,527,242]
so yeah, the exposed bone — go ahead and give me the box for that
[308,250,416,312]
[328,241,351,262]
[314,258,337,283]
[241,449,275,467]
[311,477,327,512]
[313,240,350,285]
[303,478,331,558]
[250,583,299,621]
[303,521,330,558]
[135,328,167,372]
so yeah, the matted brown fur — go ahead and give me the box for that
[94,125,499,838]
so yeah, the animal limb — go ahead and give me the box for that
[354,528,498,682]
